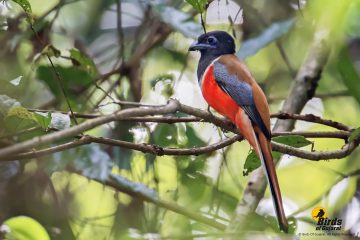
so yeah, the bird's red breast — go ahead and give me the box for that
[201,62,239,122]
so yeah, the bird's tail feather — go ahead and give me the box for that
[254,131,289,233]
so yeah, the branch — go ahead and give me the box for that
[272,130,349,139]
[0,100,180,159]
[272,137,360,161]
[3,102,356,161]
[0,135,240,161]
[28,105,352,131]
[91,135,241,156]
[1,130,354,162]
[272,112,352,131]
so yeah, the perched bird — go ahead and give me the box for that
[189,31,288,232]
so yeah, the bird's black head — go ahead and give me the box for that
[189,31,235,81]
[189,31,235,56]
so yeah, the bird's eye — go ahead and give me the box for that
[207,36,217,45]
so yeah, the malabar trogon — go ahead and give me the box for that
[189,31,288,232]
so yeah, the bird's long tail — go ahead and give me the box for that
[254,130,288,233]
[234,110,288,232]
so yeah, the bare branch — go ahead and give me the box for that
[272,138,360,161]
[91,135,241,156]
[0,136,93,161]
[0,135,240,161]
[272,130,349,139]
[272,112,352,131]
[1,131,355,162]
[0,100,180,159]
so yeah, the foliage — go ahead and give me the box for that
[185,0,208,13]
[0,95,52,132]
[349,127,360,142]
[3,216,50,240]
[272,135,312,148]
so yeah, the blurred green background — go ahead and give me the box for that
[0,0,360,239]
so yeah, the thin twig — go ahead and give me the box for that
[273,112,352,131]
[1,131,356,162]
[29,24,79,125]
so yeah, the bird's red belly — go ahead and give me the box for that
[201,65,239,121]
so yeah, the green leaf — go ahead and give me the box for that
[69,48,97,77]
[0,95,21,117]
[243,150,282,176]
[4,216,50,240]
[243,150,260,176]
[6,106,33,120]
[33,112,52,130]
[12,0,33,23]
[287,216,297,234]
[272,135,312,148]
[4,107,36,132]
[37,66,93,98]
[12,0,32,14]
[338,43,360,106]
[2,105,53,131]
[237,19,295,59]
[151,3,202,38]
[185,0,208,13]
[349,127,360,142]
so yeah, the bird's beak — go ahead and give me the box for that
[188,41,214,51]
